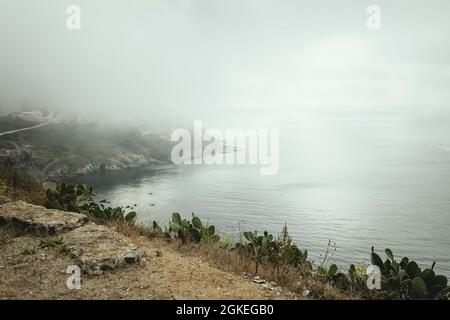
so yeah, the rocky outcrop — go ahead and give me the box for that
[71,152,165,177]
[0,201,145,274]
[62,223,144,274]
[0,201,88,235]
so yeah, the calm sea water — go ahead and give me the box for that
[76,109,450,275]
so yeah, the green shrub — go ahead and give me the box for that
[45,182,94,212]
[348,263,370,292]
[20,238,63,255]
[39,237,63,249]
[234,225,310,275]
[276,224,309,269]
[370,247,449,299]
[164,212,219,244]
[80,202,137,223]
[45,182,137,223]
[239,230,277,274]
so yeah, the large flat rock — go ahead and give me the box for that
[0,201,89,235]
[62,223,145,274]
[0,201,144,273]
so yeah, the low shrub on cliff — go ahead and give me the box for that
[368,247,449,299]
[44,182,137,223]
[233,227,310,275]
[152,212,219,244]
[44,182,94,212]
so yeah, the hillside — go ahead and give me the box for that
[0,115,173,181]
[0,200,297,300]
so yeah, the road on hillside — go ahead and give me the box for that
[0,121,50,137]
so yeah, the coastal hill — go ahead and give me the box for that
[0,112,173,181]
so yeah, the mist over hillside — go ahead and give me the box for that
[0,112,173,181]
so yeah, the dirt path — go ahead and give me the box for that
[0,121,50,137]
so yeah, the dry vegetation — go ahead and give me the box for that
[1,225,293,300]
[105,219,356,299]
[0,168,46,205]
[168,241,353,299]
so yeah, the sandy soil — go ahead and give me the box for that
[0,227,299,300]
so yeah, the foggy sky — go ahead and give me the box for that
[1,0,449,124]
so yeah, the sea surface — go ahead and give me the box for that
[74,109,450,276]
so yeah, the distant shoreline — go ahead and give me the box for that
[64,163,175,185]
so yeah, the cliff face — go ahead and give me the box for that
[0,121,173,181]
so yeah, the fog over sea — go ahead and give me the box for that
[77,107,450,276]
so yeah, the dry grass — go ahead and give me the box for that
[100,219,360,299]
[0,169,46,205]
[104,220,159,239]
[168,240,354,300]
[0,227,22,249]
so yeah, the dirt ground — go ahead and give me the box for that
[0,227,299,300]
